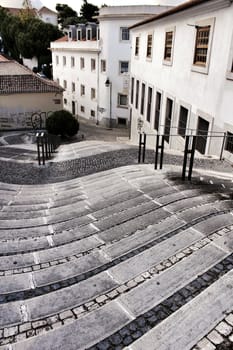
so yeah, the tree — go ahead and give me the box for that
[56,4,78,28]
[80,0,99,22]
[46,110,79,137]
[0,7,62,71]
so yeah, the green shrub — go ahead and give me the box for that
[46,110,79,137]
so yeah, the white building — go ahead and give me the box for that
[0,0,57,25]
[129,0,233,162]
[0,55,63,130]
[50,5,173,128]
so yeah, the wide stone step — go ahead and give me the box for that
[0,224,97,255]
[128,270,233,350]
[94,201,159,231]
[98,208,172,243]
[0,271,119,328]
[0,227,201,295]
[119,244,228,317]
[0,236,100,271]
[193,212,233,235]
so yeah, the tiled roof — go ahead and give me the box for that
[0,56,63,95]
[54,35,68,42]
[38,6,57,15]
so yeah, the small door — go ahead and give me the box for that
[196,117,209,154]
[164,98,173,143]
[72,101,75,115]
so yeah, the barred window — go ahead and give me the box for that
[91,88,96,99]
[193,26,210,66]
[80,57,85,69]
[91,58,96,71]
[101,60,106,72]
[120,61,129,74]
[118,93,128,107]
[121,27,129,41]
[81,84,85,96]
[135,37,139,56]
[164,31,173,61]
[146,34,153,58]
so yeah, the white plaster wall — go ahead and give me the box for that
[130,2,233,159]
[0,92,63,129]
[39,12,57,26]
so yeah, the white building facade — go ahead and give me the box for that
[50,5,172,128]
[130,0,233,162]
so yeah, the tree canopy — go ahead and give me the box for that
[56,1,99,28]
[80,0,99,22]
[0,6,62,69]
[56,3,78,28]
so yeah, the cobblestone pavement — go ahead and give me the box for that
[0,127,233,349]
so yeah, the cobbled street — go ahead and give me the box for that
[0,121,233,350]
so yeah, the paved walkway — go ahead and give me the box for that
[0,124,233,349]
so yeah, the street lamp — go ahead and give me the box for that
[105,78,112,129]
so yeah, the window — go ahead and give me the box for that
[91,58,96,71]
[87,29,92,40]
[56,56,59,65]
[164,31,173,61]
[80,57,85,69]
[63,56,66,66]
[81,105,85,112]
[146,87,152,122]
[118,93,128,107]
[225,132,233,154]
[71,57,75,67]
[91,110,96,117]
[140,83,145,115]
[146,34,153,58]
[91,88,96,99]
[63,80,67,89]
[120,27,130,41]
[193,26,210,66]
[81,84,85,96]
[154,91,162,131]
[64,98,67,105]
[178,106,188,138]
[135,37,139,56]
[77,29,82,40]
[119,61,129,74]
[72,82,75,92]
[101,60,106,72]
[131,77,135,104]
[118,117,127,126]
[135,80,139,109]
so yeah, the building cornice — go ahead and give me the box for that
[130,0,233,29]
[50,47,101,53]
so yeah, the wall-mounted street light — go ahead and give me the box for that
[105,78,112,129]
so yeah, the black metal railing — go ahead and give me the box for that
[138,131,227,181]
[36,132,60,165]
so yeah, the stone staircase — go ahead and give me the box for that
[0,164,233,349]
